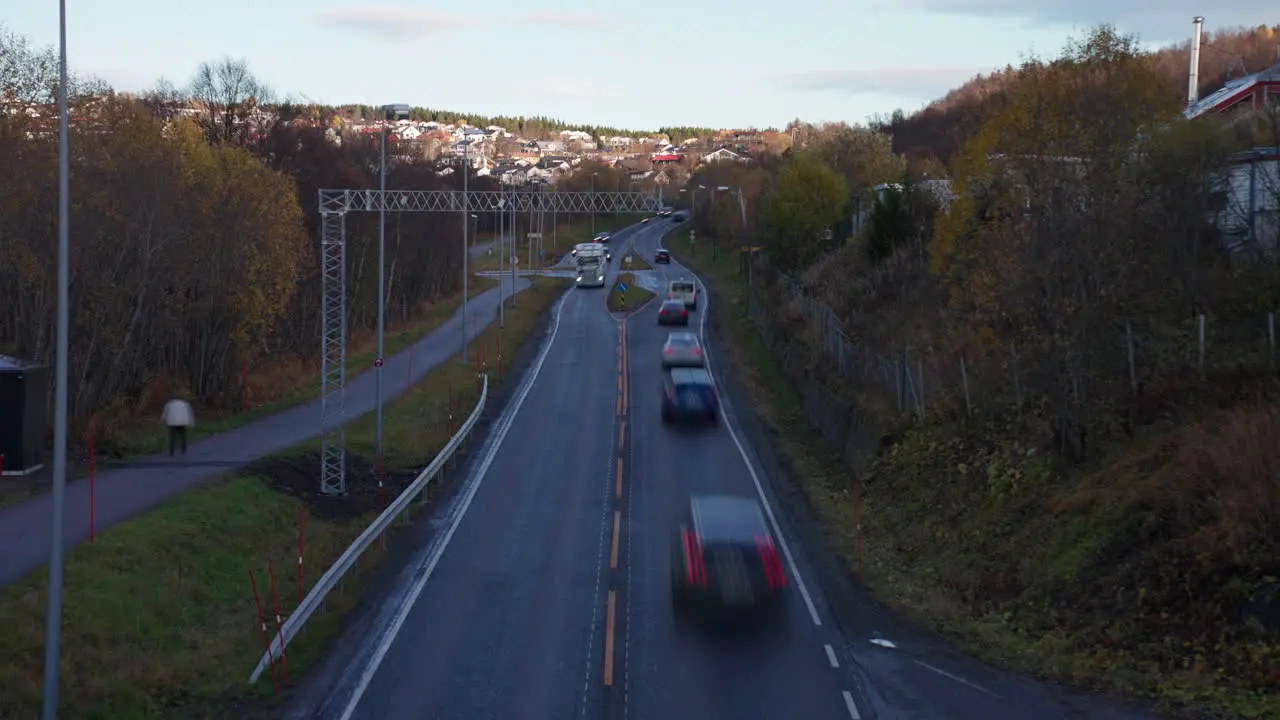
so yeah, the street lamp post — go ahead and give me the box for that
[42,1,71,716]
[376,103,410,481]
[461,135,470,364]
[591,172,598,238]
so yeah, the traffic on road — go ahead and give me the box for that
[284,217,1161,720]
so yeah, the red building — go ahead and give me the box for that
[1185,63,1280,120]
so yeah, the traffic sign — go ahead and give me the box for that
[527,232,542,239]
[619,283,629,293]
[511,255,519,265]
[624,254,632,265]
[373,357,384,368]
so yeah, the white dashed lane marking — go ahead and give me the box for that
[842,690,862,718]
[824,644,840,668]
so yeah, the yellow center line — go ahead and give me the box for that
[603,590,617,686]
[610,511,621,568]
[618,421,626,450]
[616,395,622,415]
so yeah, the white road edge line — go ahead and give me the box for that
[825,643,840,668]
[842,690,862,719]
[336,290,571,720]
[675,255,824,628]
[913,659,1002,698]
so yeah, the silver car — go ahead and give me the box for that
[662,332,705,367]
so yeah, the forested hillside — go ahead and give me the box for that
[0,27,505,451]
[680,24,1280,720]
[875,23,1280,164]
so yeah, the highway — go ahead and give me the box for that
[296,218,1162,720]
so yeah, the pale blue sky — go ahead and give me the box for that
[6,2,1273,130]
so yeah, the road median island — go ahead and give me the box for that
[606,272,655,314]
[622,249,652,270]
[674,243,1278,718]
[0,277,571,719]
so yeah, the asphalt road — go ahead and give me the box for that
[0,279,531,589]
[305,218,1162,720]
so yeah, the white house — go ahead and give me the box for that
[700,147,747,164]
[1213,147,1280,259]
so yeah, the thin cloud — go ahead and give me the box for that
[318,6,473,40]
[518,11,607,26]
[782,67,991,99]
[887,0,1273,42]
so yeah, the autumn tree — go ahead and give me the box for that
[760,152,847,271]
[188,56,274,144]
[792,121,904,194]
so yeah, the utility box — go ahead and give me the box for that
[0,355,47,476]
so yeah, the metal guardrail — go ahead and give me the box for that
[248,374,490,684]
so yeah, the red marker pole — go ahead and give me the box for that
[88,433,96,542]
[267,558,288,684]
[249,569,280,694]
[854,479,863,580]
[297,507,306,607]
[407,344,415,391]
[377,449,385,511]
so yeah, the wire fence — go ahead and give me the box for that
[743,260,1280,438]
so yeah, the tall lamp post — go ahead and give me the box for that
[461,134,471,364]
[591,171,598,238]
[42,1,71,716]
[376,103,410,480]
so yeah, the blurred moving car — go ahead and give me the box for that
[667,279,698,310]
[657,300,689,325]
[594,232,612,244]
[661,367,718,424]
[661,331,704,367]
[671,495,788,621]
[655,248,671,264]
[642,217,650,224]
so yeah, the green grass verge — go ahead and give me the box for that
[0,278,571,719]
[621,249,652,270]
[671,244,1280,719]
[607,272,655,313]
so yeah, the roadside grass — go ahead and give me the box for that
[0,277,570,719]
[621,249,652,270]
[673,245,1280,719]
[607,272,655,313]
[106,277,500,459]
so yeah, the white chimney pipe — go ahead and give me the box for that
[1188,16,1204,107]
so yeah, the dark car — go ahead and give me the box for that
[655,248,671,263]
[671,495,788,621]
[657,299,689,325]
[661,367,718,424]
[672,211,686,222]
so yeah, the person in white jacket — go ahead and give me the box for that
[161,395,195,456]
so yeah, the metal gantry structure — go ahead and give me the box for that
[318,187,661,495]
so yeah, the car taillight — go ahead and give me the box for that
[755,534,787,589]
[664,348,673,355]
[691,347,701,355]
[684,530,706,584]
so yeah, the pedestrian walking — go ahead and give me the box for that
[162,394,195,456]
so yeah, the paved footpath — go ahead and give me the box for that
[0,280,532,588]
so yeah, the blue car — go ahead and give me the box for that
[661,367,719,424]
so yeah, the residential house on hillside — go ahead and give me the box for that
[1212,147,1280,259]
[700,147,747,164]
[1185,62,1280,120]
[536,140,565,154]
